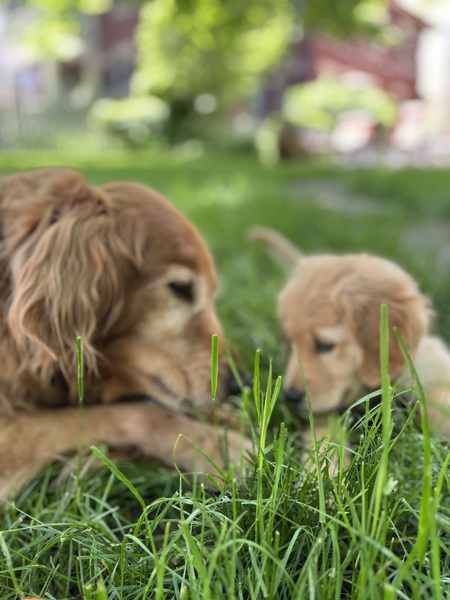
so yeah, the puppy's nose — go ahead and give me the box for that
[284,387,306,405]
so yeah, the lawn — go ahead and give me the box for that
[0,150,449,599]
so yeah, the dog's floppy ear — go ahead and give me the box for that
[248,226,302,270]
[338,262,431,387]
[1,167,73,240]
[5,169,130,387]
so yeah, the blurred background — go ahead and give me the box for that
[0,0,449,167]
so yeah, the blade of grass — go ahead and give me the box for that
[253,349,261,422]
[369,303,392,538]
[293,343,326,524]
[393,328,442,599]
[89,446,146,511]
[76,336,85,499]
[77,336,84,405]
[394,328,433,562]
[211,334,219,401]
[0,532,22,597]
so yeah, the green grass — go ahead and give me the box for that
[0,149,450,599]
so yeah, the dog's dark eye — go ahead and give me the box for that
[314,338,335,353]
[168,281,194,303]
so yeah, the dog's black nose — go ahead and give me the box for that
[284,387,306,405]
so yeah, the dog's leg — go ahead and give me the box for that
[0,403,250,500]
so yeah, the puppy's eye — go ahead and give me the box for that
[314,338,335,353]
[168,281,194,303]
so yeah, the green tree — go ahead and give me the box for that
[7,0,110,60]
[7,0,390,142]
[130,0,388,140]
[130,0,294,140]
[132,0,292,104]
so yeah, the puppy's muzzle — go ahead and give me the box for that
[284,387,306,406]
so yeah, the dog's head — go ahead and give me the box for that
[250,228,431,414]
[2,168,231,412]
[279,254,431,413]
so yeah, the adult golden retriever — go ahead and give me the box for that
[250,227,450,443]
[0,167,247,499]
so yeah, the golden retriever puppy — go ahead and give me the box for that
[0,167,248,499]
[250,227,450,442]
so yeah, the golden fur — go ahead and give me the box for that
[0,167,248,499]
[250,226,450,442]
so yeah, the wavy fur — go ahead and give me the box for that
[0,168,249,499]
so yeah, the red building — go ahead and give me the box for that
[260,2,429,118]
[306,4,427,101]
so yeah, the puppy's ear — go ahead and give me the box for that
[338,267,431,387]
[5,170,126,387]
[248,226,302,270]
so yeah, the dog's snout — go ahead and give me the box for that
[284,387,306,405]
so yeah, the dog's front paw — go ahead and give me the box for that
[172,423,252,478]
[122,402,252,477]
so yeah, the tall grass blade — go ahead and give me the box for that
[211,333,219,401]
[370,303,392,538]
[0,532,22,597]
[76,336,85,490]
[90,445,146,511]
[253,349,261,421]
[394,329,436,568]
[77,336,84,405]
[294,342,326,524]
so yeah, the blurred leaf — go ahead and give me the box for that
[132,0,293,105]
[283,76,397,131]
[19,13,83,60]
[89,95,170,145]
[7,0,111,59]
[299,0,389,39]
[90,96,170,126]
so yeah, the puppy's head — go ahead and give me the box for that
[3,168,231,412]
[279,254,430,413]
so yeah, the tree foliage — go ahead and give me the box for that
[132,0,293,106]
[283,76,397,131]
[6,0,111,59]
[9,0,389,95]
[6,0,391,141]
[298,0,392,39]
[129,0,389,139]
